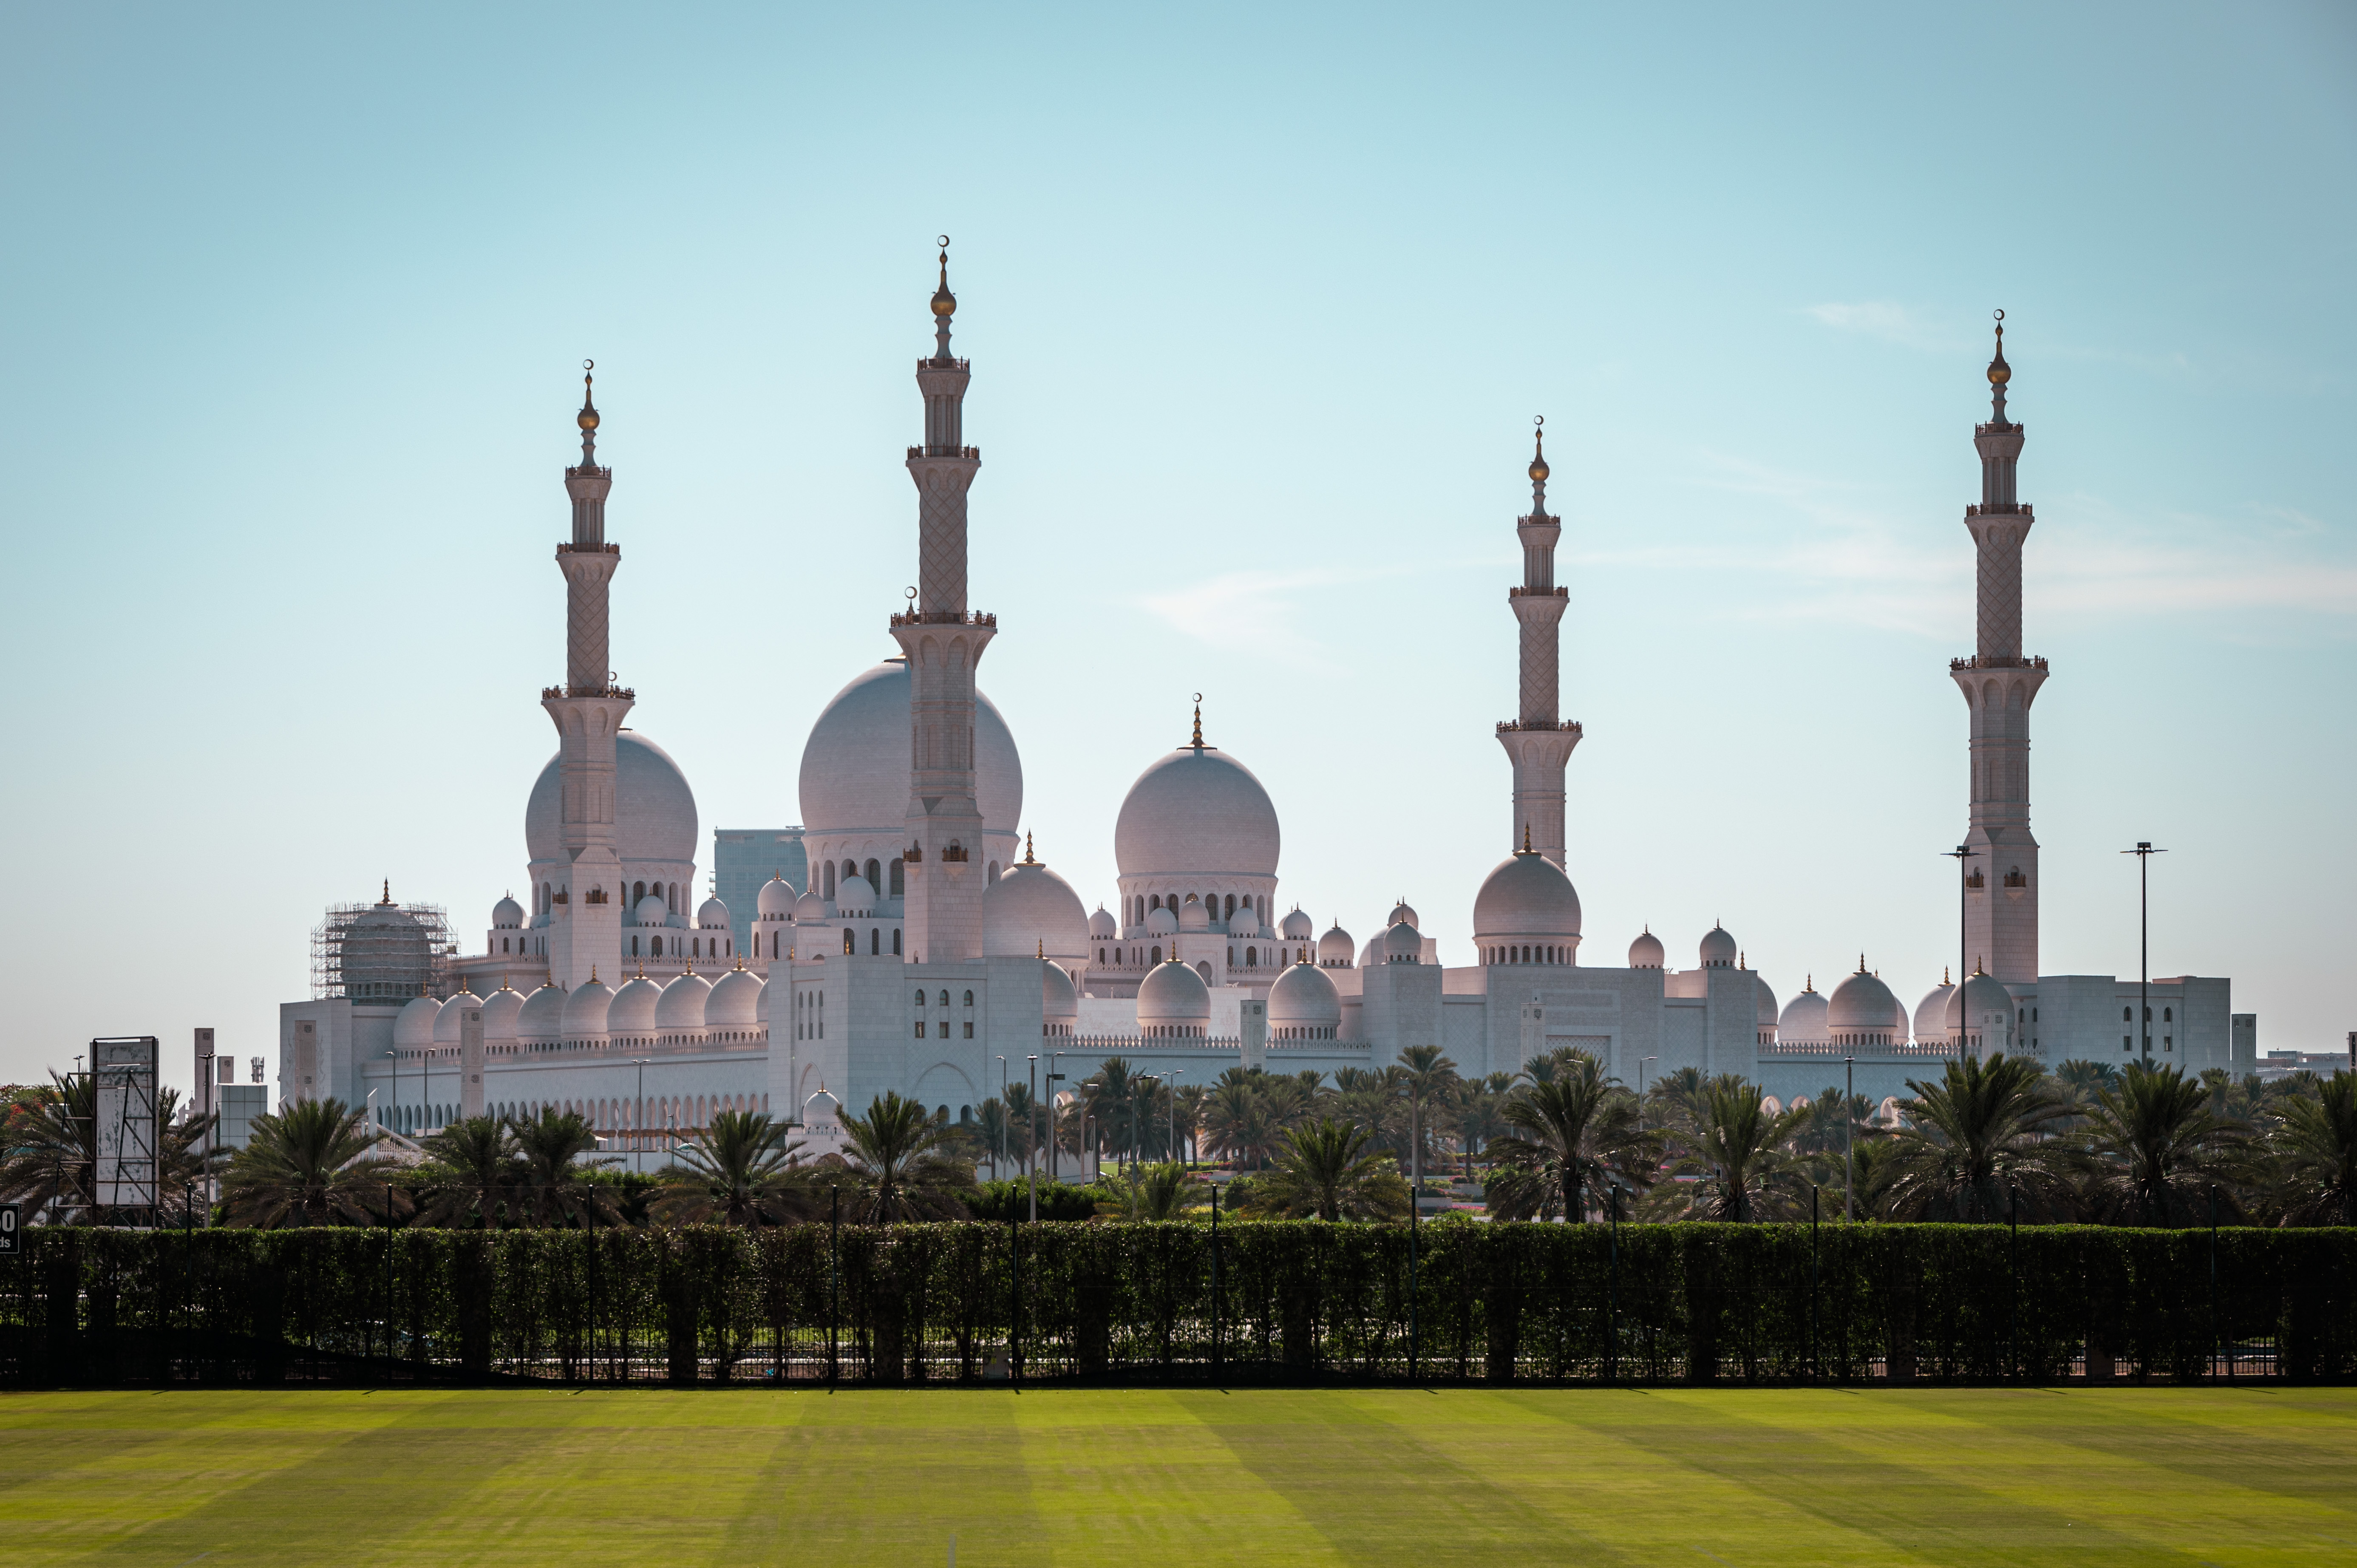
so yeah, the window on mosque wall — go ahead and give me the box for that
[864,858,881,889]
[842,929,854,955]
[890,859,905,896]
[893,928,903,955]
[963,991,974,1007]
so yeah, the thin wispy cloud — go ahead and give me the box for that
[1800,301,1961,352]
[1138,561,1483,667]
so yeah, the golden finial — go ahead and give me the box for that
[637,958,646,980]
[1037,938,1045,960]
[1520,822,1533,855]
[1190,693,1204,750]
[380,878,392,906]
[1974,955,1986,976]
[1805,974,1814,993]
[578,359,600,430]
[590,965,598,984]
[499,974,510,991]
[1986,312,2009,387]
[1739,950,1747,970]
[931,236,956,319]
[1529,415,1549,484]
[1023,832,1036,864]
[1857,954,1867,974]
[1943,965,1951,985]
[734,953,745,971]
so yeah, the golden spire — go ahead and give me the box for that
[380,879,392,906]
[1943,965,1951,986]
[1739,950,1747,970]
[931,236,956,319]
[1520,822,1534,855]
[499,974,510,992]
[734,953,745,971]
[1037,938,1045,960]
[1528,415,1549,484]
[1805,974,1814,993]
[1023,832,1037,864]
[1190,693,1204,750]
[637,958,646,980]
[590,965,598,984]
[578,359,600,428]
[1856,954,1867,974]
[1986,312,2010,387]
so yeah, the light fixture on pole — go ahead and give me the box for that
[2121,841,2166,1064]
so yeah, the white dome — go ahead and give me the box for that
[1827,966,1905,1041]
[984,859,1090,959]
[1472,852,1583,943]
[634,895,669,927]
[1280,908,1315,941]
[1088,905,1117,939]
[515,981,566,1043]
[1754,972,1779,1027]
[1043,959,1078,1020]
[393,996,441,1049]
[1387,900,1420,929]
[1268,960,1341,1035]
[757,874,798,919]
[794,890,830,922]
[1382,921,1422,962]
[657,970,711,1032]
[1318,923,1354,966]
[1948,971,2016,1044]
[1228,904,1262,937]
[432,986,479,1045]
[491,895,524,929]
[1914,978,1958,1047]
[1145,905,1178,936]
[1699,925,1737,969]
[1137,958,1211,1030]
[697,895,730,929]
[706,965,763,1029]
[480,984,524,1042]
[798,660,1023,841]
[836,875,875,914]
[1178,897,1211,932]
[1778,985,1830,1046]
[1114,746,1280,880]
[1629,929,1665,969]
[608,973,663,1036]
[527,730,699,866]
[561,977,612,1040]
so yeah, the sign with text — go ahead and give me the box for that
[0,1200,21,1257]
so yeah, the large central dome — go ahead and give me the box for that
[1114,747,1280,880]
[799,660,1023,839]
[526,731,699,866]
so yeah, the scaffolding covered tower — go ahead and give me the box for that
[311,882,456,1002]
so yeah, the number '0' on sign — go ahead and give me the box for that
[0,1201,20,1256]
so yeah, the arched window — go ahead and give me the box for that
[1150,945,1162,965]
[938,990,950,1006]
[913,989,925,1007]
[963,990,974,1006]
[842,929,854,955]
[870,928,880,955]
[2164,1006,2173,1022]
[1150,894,1162,911]
[824,862,836,898]
[1224,894,1236,919]
[2123,1006,2133,1022]
[989,861,999,881]
[652,937,663,956]
[1246,946,1256,967]
[890,858,905,896]
[893,928,903,955]
[632,936,639,956]
[864,858,881,889]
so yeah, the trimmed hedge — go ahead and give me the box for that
[2,1221,2351,1388]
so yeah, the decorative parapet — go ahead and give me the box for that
[891,610,997,628]
[541,684,637,699]
[1496,719,1584,736]
[1947,655,2046,672]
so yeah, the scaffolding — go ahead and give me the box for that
[311,888,457,1002]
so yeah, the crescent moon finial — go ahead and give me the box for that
[938,234,951,249]
[1993,309,2004,322]
[584,358,594,372]
[1534,414,1544,427]
[906,586,918,601]
[1193,691,1202,703]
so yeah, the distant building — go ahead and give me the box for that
[713,828,807,957]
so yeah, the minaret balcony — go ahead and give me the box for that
[1965,503,2032,517]
[1507,586,1568,598]
[1948,656,2046,673]
[542,683,637,699]
[906,445,981,459]
[555,541,621,555]
[1496,719,1583,736]
[892,609,997,628]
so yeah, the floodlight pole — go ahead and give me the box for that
[2121,842,2165,1064]
[1844,1057,1856,1222]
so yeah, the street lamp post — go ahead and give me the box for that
[1637,1056,1658,1132]
[1026,1056,1039,1223]
[1046,1052,1066,1185]
[1844,1056,1856,1222]
[2122,842,2166,1064]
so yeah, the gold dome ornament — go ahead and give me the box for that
[1528,415,1549,483]
[1986,312,2010,387]
[578,359,600,430]
[931,236,956,319]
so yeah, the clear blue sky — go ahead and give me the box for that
[3,3,2352,1093]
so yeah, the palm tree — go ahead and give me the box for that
[1485,1055,1654,1222]
[507,1107,621,1227]
[974,1096,1012,1180]
[1081,1057,1140,1167]
[1878,1054,2079,1222]
[1397,1045,1459,1190]
[2270,1071,2357,1226]
[1649,1075,1808,1221]
[410,1115,518,1228]
[841,1091,976,1223]
[1096,1161,1194,1220]
[1174,1083,1212,1166]
[222,1098,407,1228]
[1242,1117,1410,1221]
[649,1109,815,1226]
[1000,1082,1042,1175]
[1448,1074,1516,1182]
[2074,1061,2257,1225]
[1643,1065,1710,1139]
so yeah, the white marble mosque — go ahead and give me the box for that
[279,267,2253,1155]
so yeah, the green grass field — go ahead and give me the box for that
[3,1386,2353,1566]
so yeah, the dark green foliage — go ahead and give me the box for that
[1,1223,2352,1388]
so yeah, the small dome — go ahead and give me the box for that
[635,895,669,927]
[560,976,613,1040]
[1914,976,1958,1047]
[1268,960,1341,1035]
[1114,745,1281,880]
[705,963,763,1028]
[757,875,798,919]
[393,995,441,1049]
[1136,957,1211,1030]
[1178,897,1211,932]
[608,972,663,1036]
[1043,959,1078,1021]
[983,858,1090,959]
[1754,972,1779,1027]
[1471,853,1582,945]
[1387,900,1421,929]
[1827,965,1905,1040]
[794,889,830,922]
[657,970,711,1032]
[515,980,566,1043]
[1947,970,2016,1044]
[1383,920,1422,962]
[1699,925,1737,969]
[480,982,524,1042]
[1228,903,1261,937]
[1088,904,1117,939]
[1145,905,1178,936]
[491,894,524,929]
[697,895,730,929]
[1318,922,1355,966]
[1779,983,1830,1047]
[1628,929,1665,969]
[1280,908,1315,941]
[432,985,480,1045]
[836,875,876,914]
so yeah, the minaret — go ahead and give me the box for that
[1495,418,1581,866]
[1951,315,2046,986]
[541,362,633,988]
[890,241,994,965]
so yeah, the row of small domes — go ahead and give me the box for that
[394,963,767,1047]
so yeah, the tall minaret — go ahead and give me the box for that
[891,242,995,965]
[1951,315,2046,986]
[1495,419,1581,866]
[541,362,632,988]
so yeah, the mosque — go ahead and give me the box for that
[279,260,2254,1155]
